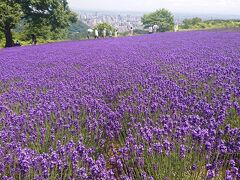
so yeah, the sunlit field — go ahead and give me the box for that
[0,31,239,179]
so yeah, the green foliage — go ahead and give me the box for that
[180,18,240,30]
[0,1,22,31]
[0,31,3,39]
[181,17,203,29]
[21,0,77,29]
[68,20,89,40]
[204,19,240,29]
[0,0,77,47]
[121,29,148,36]
[134,29,148,35]
[94,22,114,36]
[141,8,174,32]
[0,32,4,47]
[0,1,22,46]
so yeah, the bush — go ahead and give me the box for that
[141,9,174,32]
[94,22,114,36]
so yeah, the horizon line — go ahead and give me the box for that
[71,8,240,17]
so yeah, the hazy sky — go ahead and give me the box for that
[68,0,240,15]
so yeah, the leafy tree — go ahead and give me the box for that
[141,9,174,32]
[0,31,4,47]
[94,22,114,36]
[179,18,240,30]
[0,2,22,47]
[68,20,89,40]
[0,0,77,47]
[0,31,3,40]
[181,17,203,29]
[134,29,148,35]
[191,17,202,25]
[23,22,53,41]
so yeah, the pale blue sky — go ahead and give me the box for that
[68,0,240,15]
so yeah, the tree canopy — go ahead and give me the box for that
[0,2,22,47]
[94,22,114,36]
[179,18,240,30]
[181,17,203,29]
[68,20,89,40]
[0,0,77,47]
[141,9,174,32]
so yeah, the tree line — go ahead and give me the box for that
[180,17,240,30]
[2,3,238,48]
[0,6,176,47]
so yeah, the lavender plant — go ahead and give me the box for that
[0,31,239,179]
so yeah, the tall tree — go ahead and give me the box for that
[94,22,114,36]
[0,0,77,47]
[142,9,174,32]
[181,17,203,29]
[0,2,22,47]
[68,20,89,40]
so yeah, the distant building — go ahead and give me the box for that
[78,11,144,33]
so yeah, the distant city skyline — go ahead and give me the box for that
[68,0,240,15]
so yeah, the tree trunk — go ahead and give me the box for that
[4,25,13,48]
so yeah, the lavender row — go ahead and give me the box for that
[0,31,240,179]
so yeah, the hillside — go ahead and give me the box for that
[68,20,90,40]
[0,31,240,179]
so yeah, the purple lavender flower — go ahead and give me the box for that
[207,170,215,179]
[0,30,239,179]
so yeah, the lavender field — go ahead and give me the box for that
[0,31,239,180]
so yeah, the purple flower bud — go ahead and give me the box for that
[206,164,212,170]
[225,175,233,180]
[207,170,215,179]
[229,160,235,167]
[192,164,197,171]
[231,167,238,175]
